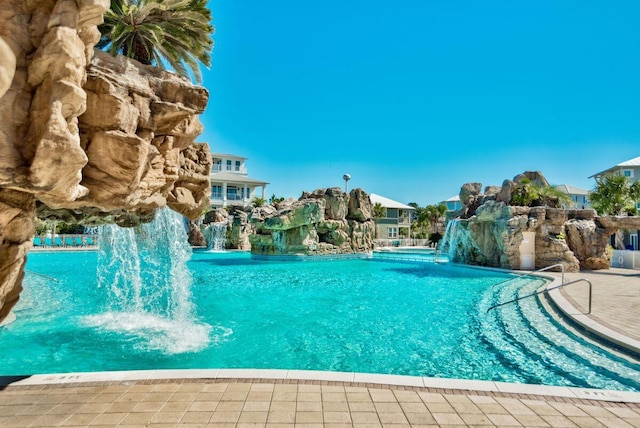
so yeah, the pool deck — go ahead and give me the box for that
[1,268,639,427]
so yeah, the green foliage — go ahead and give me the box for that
[98,0,214,83]
[372,202,386,220]
[269,194,285,205]
[590,174,640,215]
[57,223,85,234]
[429,232,443,244]
[510,179,572,208]
[252,197,266,208]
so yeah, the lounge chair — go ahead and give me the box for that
[65,237,75,247]
[54,237,63,247]
[33,237,43,247]
[74,237,84,246]
[85,237,94,246]
[44,237,53,246]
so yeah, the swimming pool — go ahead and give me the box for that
[2,247,640,391]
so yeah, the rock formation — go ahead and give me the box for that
[249,188,375,256]
[0,1,211,322]
[443,171,640,272]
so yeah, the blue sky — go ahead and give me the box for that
[200,1,640,206]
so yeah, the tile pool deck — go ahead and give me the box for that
[0,268,639,427]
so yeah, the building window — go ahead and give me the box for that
[388,227,398,238]
[212,159,222,172]
[622,169,633,178]
[227,186,237,200]
[226,160,232,171]
[212,185,222,200]
[235,160,241,171]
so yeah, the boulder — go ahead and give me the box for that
[263,199,326,231]
[306,187,348,220]
[459,182,482,206]
[347,188,372,221]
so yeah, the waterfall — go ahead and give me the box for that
[84,208,211,354]
[204,222,227,251]
[439,219,460,261]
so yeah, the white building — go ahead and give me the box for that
[210,153,269,208]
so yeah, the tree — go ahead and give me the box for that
[269,194,285,205]
[372,202,386,239]
[510,179,572,208]
[252,197,266,208]
[589,175,640,215]
[98,0,214,83]
[538,185,572,208]
[424,204,447,234]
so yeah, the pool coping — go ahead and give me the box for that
[1,368,639,404]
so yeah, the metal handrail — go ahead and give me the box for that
[491,263,566,290]
[487,278,592,314]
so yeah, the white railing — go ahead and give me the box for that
[32,234,99,249]
[611,250,640,269]
[211,165,247,174]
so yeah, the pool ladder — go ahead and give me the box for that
[487,263,592,314]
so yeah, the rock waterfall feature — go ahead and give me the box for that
[442,171,640,272]
[0,1,212,322]
[249,188,375,256]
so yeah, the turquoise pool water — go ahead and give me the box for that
[2,249,640,391]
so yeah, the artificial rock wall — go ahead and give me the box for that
[249,188,375,256]
[445,172,640,272]
[0,0,211,322]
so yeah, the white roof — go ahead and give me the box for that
[589,155,640,178]
[210,171,269,185]
[555,184,589,195]
[211,152,247,160]
[443,195,460,202]
[369,193,415,210]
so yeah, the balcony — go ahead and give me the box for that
[211,165,247,174]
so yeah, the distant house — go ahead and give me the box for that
[210,153,269,208]
[370,193,415,240]
[555,184,591,209]
[440,195,462,212]
[589,155,640,186]
[589,155,640,250]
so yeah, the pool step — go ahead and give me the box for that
[478,277,640,390]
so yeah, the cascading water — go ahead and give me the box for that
[83,208,211,354]
[204,222,227,251]
[439,219,460,261]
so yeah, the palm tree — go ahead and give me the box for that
[425,204,447,234]
[372,202,386,239]
[538,185,572,208]
[98,0,214,83]
[590,175,640,215]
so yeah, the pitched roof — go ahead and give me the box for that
[369,193,415,210]
[442,195,460,202]
[210,171,269,185]
[555,184,589,195]
[589,155,640,178]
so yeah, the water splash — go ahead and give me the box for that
[203,223,227,251]
[84,208,211,354]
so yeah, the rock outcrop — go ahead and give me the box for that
[443,171,640,272]
[249,188,375,256]
[0,1,211,322]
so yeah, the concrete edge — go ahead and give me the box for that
[546,285,640,356]
[1,369,639,403]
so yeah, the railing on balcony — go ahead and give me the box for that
[211,165,247,174]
